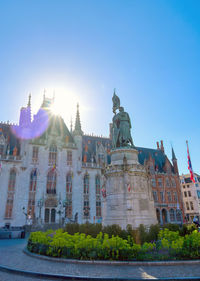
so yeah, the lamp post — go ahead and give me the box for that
[57,200,66,226]
[37,198,44,225]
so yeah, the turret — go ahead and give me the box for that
[172,147,179,174]
[19,94,32,127]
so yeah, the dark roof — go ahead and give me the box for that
[82,135,111,164]
[82,135,173,173]
[136,146,167,172]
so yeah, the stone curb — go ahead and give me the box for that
[24,247,200,266]
[1,264,200,281]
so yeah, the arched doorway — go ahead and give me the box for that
[162,209,168,224]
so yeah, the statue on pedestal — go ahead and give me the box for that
[112,92,134,148]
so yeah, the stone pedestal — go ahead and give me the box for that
[102,148,157,229]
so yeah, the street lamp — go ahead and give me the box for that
[37,198,44,225]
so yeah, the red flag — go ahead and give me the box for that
[127,183,131,192]
[101,185,106,198]
[186,141,195,183]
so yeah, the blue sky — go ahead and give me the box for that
[0,0,199,174]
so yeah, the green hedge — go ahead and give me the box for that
[27,227,200,261]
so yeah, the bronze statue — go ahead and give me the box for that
[112,92,134,148]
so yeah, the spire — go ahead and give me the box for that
[172,147,177,161]
[70,117,73,133]
[172,146,179,174]
[27,93,31,107]
[73,103,83,136]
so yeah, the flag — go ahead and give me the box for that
[186,141,195,183]
[101,185,106,198]
[127,183,131,192]
[52,164,56,171]
[0,162,2,173]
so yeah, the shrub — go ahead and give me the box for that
[27,225,200,261]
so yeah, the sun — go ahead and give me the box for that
[50,102,60,116]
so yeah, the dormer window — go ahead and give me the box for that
[67,150,72,166]
[32,146,39,163]
[49,144,57,166]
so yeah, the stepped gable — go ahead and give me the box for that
[0,122,20,155]
[82,135,111,164]
[136,146,173,173]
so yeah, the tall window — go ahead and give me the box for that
[84,174,89,194]
[153,191,158,202]
[171,178,176,187]
[173,191,178,202]
[46,170,57,194]
[160,191,164,202]
[151,178,156,187]
[66,173,72,218]
[167,191,172,202]
[27,169,37,219]
[5,169,16,218]
[29,169,37,192]
[158,178,163,187]
[165,177,170,187]
[49,145,57,165]
[67,150,72,166]
[32,146,39,163]
[83,174,90,217]
[95,175,101,217]
[186,202,189,210]
[169,209,175,222]
[190,201,194,210]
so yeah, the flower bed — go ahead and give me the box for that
[27,228,200,261]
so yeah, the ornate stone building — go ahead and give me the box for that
[180,173,200,223]
[0,94,184,228]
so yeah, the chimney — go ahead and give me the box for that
[156,141,160,150]
[160,140,164,153]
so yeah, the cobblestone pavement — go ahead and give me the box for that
[0,239,200,280]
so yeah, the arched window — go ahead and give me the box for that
[162,208,168,224]
[49,144,57,165]
[66,173,72,218]
[95,175,101,217]
[156,208,160,223]
[169,209,175,222]
[5,169,16,218]
[84,174,89,194]
[51,208,56,223]
[46,169,57,194]
[83,174,90,217]
[8,169,16,191]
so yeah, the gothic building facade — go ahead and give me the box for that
[0,95,184,228]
